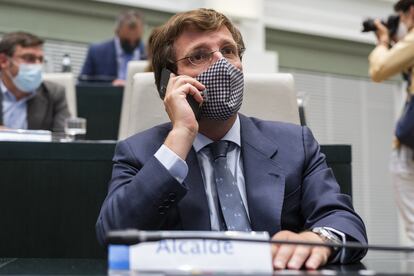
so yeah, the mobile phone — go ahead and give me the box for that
[159,68,202,119]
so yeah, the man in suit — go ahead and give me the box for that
[80,10,146,86]
[97,8,367,270]
[0,32,70,132]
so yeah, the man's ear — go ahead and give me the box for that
[0,53,9,69]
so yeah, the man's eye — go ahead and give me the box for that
[190,52,208,62]
[23,55,34,62]
[21,55,43,63]
[221,47,237,56]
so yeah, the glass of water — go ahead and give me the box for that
[64,117,87,141]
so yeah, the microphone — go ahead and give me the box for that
[106,229,414,253]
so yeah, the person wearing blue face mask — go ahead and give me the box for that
[0,31,70,132]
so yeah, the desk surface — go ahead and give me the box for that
[0,257,413,275]
[0,141,116,259]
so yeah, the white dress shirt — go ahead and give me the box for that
[1,81,35,129]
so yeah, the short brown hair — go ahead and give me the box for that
[0,31,44,57]
[149,8,245,94]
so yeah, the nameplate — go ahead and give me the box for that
[108,231,272,274]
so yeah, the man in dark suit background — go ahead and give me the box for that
[97,8,367,270]
[80,10,146,86]
[0,31,70,132]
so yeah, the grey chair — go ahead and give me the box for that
[43,72,77,117]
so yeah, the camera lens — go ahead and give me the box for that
[362,19,377,32]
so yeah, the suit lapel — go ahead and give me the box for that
[179,148,211,230]
[240,115,286,235]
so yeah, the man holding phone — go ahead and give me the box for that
[97,8,367,270]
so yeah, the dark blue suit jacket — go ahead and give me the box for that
[80,39,145,81]
[96,114,367,262]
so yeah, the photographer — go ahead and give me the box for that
[369,0,414,243]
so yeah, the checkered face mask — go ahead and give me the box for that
[196,58,244,120]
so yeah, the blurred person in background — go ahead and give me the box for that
[0,31,70,132]
[369,0,414,243]
[80,10,146,86]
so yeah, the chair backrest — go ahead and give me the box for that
[240,74,299,124]
[43,72,77,117]
[118,72,299,140]
[118,60,149,138]
[118,72,168,140]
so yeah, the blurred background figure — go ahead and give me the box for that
[368,0,414,243]
[0,31,70,132]
[79,10,146,86]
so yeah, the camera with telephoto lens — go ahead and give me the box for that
[361,15,400,38]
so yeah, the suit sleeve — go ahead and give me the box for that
[96,139,188,245]
[300,126,368,263]
[369,31,414,82]
[51,84,70,132]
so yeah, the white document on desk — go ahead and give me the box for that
[0,129,52,142]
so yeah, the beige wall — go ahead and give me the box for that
[0,0,379,78]
[0,0,171,43]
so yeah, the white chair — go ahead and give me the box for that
[118,60,149,138]
[118,72,299,140]
[43,72,77,117]
[240,74,299,124]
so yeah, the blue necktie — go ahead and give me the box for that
[209,140,251,232]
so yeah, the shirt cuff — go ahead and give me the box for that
[324,227,347,264]
[154,144,188,183]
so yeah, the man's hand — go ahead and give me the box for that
[271,230,332,270]
[112,79,126,86]
[374,19,390,46]
[163,73,205,160]
[163,73,205,132]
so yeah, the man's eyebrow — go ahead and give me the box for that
[186,38,236,50]
[185,44,209,54]
[219,38,237,45]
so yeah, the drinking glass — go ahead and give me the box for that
[64,117,87,141]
